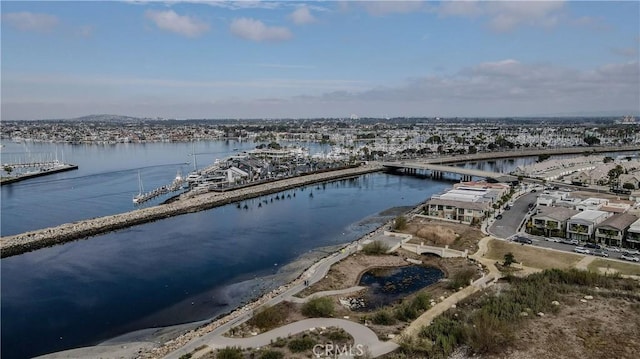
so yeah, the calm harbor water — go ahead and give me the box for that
[2,141,618,358]
[1,167,450,359]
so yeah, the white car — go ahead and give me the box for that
[545,237,562,243]
[620,254,640,262]
[574,247,590,254]
[607,247,621,253]
[622,248,640,255]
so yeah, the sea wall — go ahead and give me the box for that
[0,163,383,258]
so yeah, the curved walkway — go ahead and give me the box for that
[288,286,366,304]
[169,318,397,359]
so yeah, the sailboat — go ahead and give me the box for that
[133,171,145,204]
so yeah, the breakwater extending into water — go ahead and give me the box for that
[0,163,383,258]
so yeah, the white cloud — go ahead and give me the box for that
[437,0,566,32]
[2,12,59,33]
[289,6,316,25]
[362,1,424,16]
[230,17,292,42]
[145,10,209,37]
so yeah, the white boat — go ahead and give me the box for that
[133,172,145,204]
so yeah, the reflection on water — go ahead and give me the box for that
[358,265,444,310]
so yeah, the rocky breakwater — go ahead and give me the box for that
[0,163,383,258]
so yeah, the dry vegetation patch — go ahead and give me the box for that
[486,239,582,270]
[383,269,640,359]
[403,217,482,253]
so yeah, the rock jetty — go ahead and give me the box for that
[0,163,383,258]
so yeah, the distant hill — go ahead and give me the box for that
[65,114,152,122]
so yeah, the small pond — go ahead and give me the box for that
[357,265,444,310]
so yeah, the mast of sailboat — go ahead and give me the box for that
[191,140,198,171]
[137,171,144,195]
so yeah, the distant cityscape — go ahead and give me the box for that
[2,116,638,158]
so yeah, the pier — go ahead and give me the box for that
[0,163,79,185]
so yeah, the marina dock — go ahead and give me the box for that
[0,163,79,185]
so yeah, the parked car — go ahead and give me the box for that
[561,239,579,245]
[607,247,621,252]
[592,250,608,257]
[545,237,562,243]
[621,254,640,262]
[531,189,537,193]
[495,214,503,220]
[584,243,602,250]
[574,247,590,254]
[513,236,533,244]
[622,248,640,255]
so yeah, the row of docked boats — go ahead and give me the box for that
[133,170,185,205]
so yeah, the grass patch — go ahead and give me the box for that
[372,309,397,325]
[394,292,432,322]
[287,336,316,353]
[258,350,284,359]
[486,239,582,269]
[587,258,640,276]
[248,304,287,331]
[302,297,335,317]
[362,240,390,255]
[216,347,243,359]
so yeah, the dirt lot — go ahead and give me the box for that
[401,217,483,253]
[487,290,640,359]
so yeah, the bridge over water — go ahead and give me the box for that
[381,161,517,182]
[381,145,640,183]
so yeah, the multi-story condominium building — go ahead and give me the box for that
[531,207,580,238]
[594,213,638,247]
[625,218,640,250]
[566,210,611,242]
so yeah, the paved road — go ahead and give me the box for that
[488,191,538,239]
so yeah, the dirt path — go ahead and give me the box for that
[575,255,596,270]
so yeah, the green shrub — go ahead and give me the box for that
[447,268,475,290]
[410,292,431,312]
[249,305,285,330]
[271,337,287,348]
[372,310,397,325]
[393,216,408,230]
[216,346,243,359]
[394,301,418,322]
[288,336,316,353]
[259,350,284,359]
[178,354,192,359]
[302,297,334,317]
[362,240,390,255]
[327,329,350,341]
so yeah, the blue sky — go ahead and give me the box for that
[1,1,639,120]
